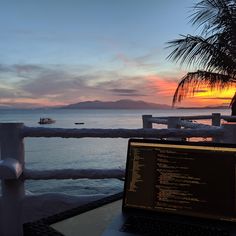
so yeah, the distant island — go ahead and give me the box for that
[0,99,229,109]
[176,105,228,109]
[61,99,171,109]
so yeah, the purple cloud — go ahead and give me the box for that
[109,89,146,97]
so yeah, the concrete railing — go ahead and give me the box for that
[142,112,236,142]
[0,113,236,235]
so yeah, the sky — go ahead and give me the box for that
[0,0,234,108]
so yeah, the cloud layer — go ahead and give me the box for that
[0,63,180,108]
[0,62,232,108]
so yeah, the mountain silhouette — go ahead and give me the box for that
[62,99,170,109]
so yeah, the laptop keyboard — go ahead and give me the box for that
[121,216,230,236]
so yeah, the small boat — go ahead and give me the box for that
[74,122,84,125]
[38,118,56,124]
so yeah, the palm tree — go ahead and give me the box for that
[167,0,236,114]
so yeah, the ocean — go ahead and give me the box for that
[0,108,230,196]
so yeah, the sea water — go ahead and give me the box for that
[0,108,230,196]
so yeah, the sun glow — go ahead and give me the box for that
[193,87,236,105]
[146,75,236,107]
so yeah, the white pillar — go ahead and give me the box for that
[167,117,181,141]
[142,115,153,128]
[212,113,221,127]
[221,123,236,144]
[211,113,221,142]
[0,123,25,236]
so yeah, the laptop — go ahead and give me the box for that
[102,138,236,236]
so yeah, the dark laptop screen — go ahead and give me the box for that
[124,140,236,222]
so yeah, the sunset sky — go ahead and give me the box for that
[0,0,235,108]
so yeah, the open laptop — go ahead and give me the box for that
[102,138,236,236]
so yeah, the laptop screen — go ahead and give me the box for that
[124,139,236,222]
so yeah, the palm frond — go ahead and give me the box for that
[167,0,236,106]
[166,34,236,74]
[172,71,236,106]
[230,91,236,107]
[191,0,236,35]
[190,0,236,62]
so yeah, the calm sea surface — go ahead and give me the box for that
[0,108,230,196]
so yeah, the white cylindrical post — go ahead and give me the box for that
[212,113,221,127]
[221,123,236,144]
[212,113,221,142]
[0,123,25,236]
[142,115,153,128]
[167,117,181,141]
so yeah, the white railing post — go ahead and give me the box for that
[142,115,153,128]
[211,113,221,142]
[221,123,236,144]
[167,117,182,141]
[212,113,221,126]
[0,123,25,236]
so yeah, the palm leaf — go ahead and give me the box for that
[191,0,236,35]
[167,34,236,74]
[172,70,236,106]
[167,0,236,107]
[230,91,236,106]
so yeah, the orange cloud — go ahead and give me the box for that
[145,75,178,95]
[0,98,65,108]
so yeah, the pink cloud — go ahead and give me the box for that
[144,74,178,97]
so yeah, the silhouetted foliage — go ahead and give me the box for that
[167,0,236,112]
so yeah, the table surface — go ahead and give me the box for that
[51,200,122,236]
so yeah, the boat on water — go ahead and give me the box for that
[38,118,56,124]
[75,122,84,125]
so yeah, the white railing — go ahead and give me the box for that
[0,113,236,236]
